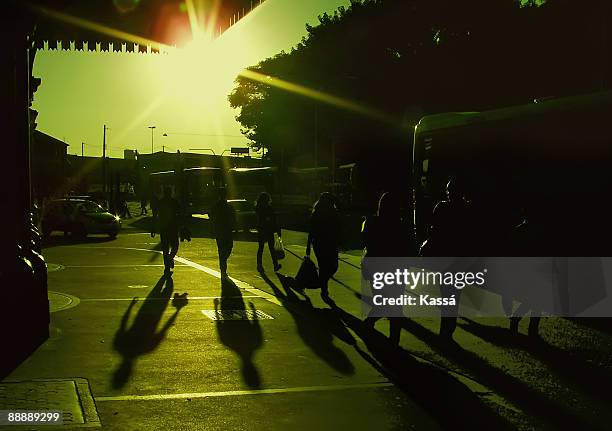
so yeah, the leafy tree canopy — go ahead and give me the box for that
[229,0,610,177]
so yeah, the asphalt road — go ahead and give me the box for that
[6,217,612,430]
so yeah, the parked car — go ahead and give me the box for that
[42,198,121,238]
[227,199,257,232]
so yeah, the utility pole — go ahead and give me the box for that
[81,142,84,157]
[102,125,108,206]
[148,125,156,153]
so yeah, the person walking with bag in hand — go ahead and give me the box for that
[255,192,282,273]
[307,192,340,303]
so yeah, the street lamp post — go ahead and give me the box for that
[148,126,156,153]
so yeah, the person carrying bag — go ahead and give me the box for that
[296,239,319,289]
[273,232,285,260]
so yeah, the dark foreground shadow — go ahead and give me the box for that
[112,275,187,389]
[459,317,612,402]
[261,273,355,376]
[42,234,115,249]
[399,318,593,429]
[565,317,612,335]
[330,307,511,430]
[214,277,263,389]
[125,216,154,233]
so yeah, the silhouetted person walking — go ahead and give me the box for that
[151,186,182,275]
[504,210,544,337]
[255,192,281,273]
[211,188,236,278]
[422,179,475,341]
[120,195,131,219]
[363,192,416,345]
[307,192,340,302]
[140,195,148,215]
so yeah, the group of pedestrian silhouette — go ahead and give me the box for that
[361,178,549,344]
[148,179,545,345]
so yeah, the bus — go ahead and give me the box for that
[149,166,223,215]
[225,166,278,205]
[225,166,334,211]
[412,91,612,253]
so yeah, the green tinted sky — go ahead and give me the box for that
[33,0,350,158]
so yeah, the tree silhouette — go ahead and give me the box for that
[229,0,611,206]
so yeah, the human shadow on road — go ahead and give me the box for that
[146,241,164,263]
[260,272,355,376]
[330,306,511,430]
[214,277,263,389]
[112,275,187,389]
[458,317,612,402]
[126,216,154,233]
[181,218,259,242]
[399,318,594,430]
[565,317,612,335]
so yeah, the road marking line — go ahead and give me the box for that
[74,246,281,306]
[79,295,260,302]
[174,256,281,306]
[95,382,392,402]
[63,264,190,268]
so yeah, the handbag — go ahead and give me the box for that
[273,232,285,260]
[296,256,319,289]
[180,226,192,242]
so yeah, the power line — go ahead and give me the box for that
[163,132,245,138]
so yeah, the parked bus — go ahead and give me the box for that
[225,166,278,205]
[149,166,222,215]
[412,91,612,253]
[225,166,334,211]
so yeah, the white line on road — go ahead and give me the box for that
[173,256,281,306]
[74,246,281,306]
[95,382,393,402]
[79,295,261,302]
[63,264,190,268]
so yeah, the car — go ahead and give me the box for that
[227,199,257,232]
[41,198,121,238]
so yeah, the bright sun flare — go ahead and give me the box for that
[159,34,245,109]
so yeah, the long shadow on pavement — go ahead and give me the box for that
[331,307,512,430]
[459,317,612,402]
[565,317,612,335]
[260,272,356,376]
[214,277,264,389]
[399,317,595,430]
[112,275,187,389]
